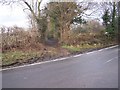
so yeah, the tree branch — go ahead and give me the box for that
[38,0,42,18]
[23,1,37,19]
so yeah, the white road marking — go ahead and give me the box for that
[104,57,118,64]
[73,54,82,57]
[98,49,103,51]
[1,45,118,71]
[98,45,118,52]
[1,57,72,71]
[86,51,97,54]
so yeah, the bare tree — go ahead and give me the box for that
[46,2,89,43]
[1,0,48,43]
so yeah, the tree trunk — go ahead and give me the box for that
[37,22,45,43]
[59,24,71,44]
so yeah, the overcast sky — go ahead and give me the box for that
[0,0,49,28]
[0,0,115,28]
[0,4,28,28]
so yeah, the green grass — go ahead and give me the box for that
[2,42,115,67]
[2,51,42,66]
[62,45,81,52]
[2,49,58,66]
[62,43,103,52]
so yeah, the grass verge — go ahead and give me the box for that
[2,42,117,68]
[2,48,59,67]
[62,43,103,53]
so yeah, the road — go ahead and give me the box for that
[2,46,118,88]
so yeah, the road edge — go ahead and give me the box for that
[1,45,118,71]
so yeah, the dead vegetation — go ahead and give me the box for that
[1,26,70,67]
[1,21,117,68]
[1,26,40,52]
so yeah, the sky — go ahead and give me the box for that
[0,4,28,28]
[0,0,49,28]
[0,0,116,28]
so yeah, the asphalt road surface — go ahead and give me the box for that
[2,46,119,88]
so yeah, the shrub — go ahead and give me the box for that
[1,26,40,52]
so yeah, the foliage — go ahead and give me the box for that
[46,2,86,43]
[102,9,110,27]
[71,16,86,24]
[1,26,40,52]
[1,2,118,68]
[102,2,118,39]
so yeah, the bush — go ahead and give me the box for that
[1,26,40,52]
